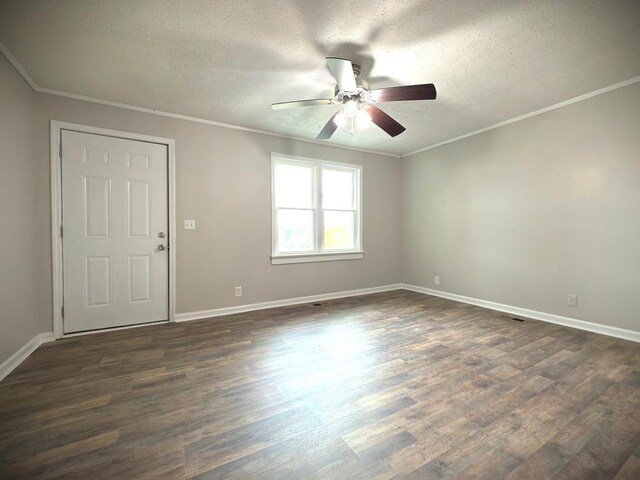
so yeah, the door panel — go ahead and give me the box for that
[62,130,169,333]
[128,181,151,238]
[84,176,111,238]
[128,254,152,303]
[84,146,110,166]
[85,256,111,307]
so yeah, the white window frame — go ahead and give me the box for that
[271,153,363,265]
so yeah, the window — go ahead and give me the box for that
[271,153,363,264]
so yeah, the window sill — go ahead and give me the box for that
[271,251,364,265]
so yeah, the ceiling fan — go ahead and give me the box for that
[272,57,437,140]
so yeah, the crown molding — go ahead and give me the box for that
[0,41,39,89]
[3,41,639,160]
[401,75,640,158]
[0,42,400,159]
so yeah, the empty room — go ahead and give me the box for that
[1,1,639,479]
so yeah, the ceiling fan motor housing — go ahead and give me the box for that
[334,63,370,101]
[335,84,371,105]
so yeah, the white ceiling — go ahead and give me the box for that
[1,0,639,156]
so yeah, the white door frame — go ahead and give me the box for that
[50,120,177,338]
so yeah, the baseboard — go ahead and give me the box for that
[0,332,55,382]
[402,284,640,343]
[175,284,403,322]
[4,284,634,383]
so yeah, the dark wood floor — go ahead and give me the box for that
[1,290,639,479]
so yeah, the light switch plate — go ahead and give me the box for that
[184,219,196,230]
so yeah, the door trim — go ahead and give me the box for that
[50,121,177,338]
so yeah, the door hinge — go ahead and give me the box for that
[60,225,63,238]
[61,305,64,317]
[59,143,62,158]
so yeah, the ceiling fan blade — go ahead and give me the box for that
[317,111,340,140]
[368,106,406,137]
[370,83,437,102]
[326,57,357,92]
[272,98,334,110]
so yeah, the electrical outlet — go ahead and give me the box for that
[234,286,242,297]
[184,219,196,230]
[434,276,440,286]
[568,295,577,307]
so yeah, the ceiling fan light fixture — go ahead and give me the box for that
[275,57,436,141]
[343,99,358,118]
[333,111,346,127]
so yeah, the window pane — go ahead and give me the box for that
[277,209,314,252]
[275,163,313,208]
[324,211,355,250]
[322,169,354,210]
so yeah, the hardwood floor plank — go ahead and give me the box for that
[0,290,638,479]
[614,454,640,480]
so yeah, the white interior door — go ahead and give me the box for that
[61,130,169,333]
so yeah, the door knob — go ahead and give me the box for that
[158,244,165,251]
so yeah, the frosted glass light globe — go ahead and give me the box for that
[343,99,358,118]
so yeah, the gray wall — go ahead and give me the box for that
[402,82,640,332]
[3,49,639,367]
[0,55,51,361]
[35,97,402,315]
[1,52,402,367]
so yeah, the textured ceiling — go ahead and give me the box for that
[1,0,639,155]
